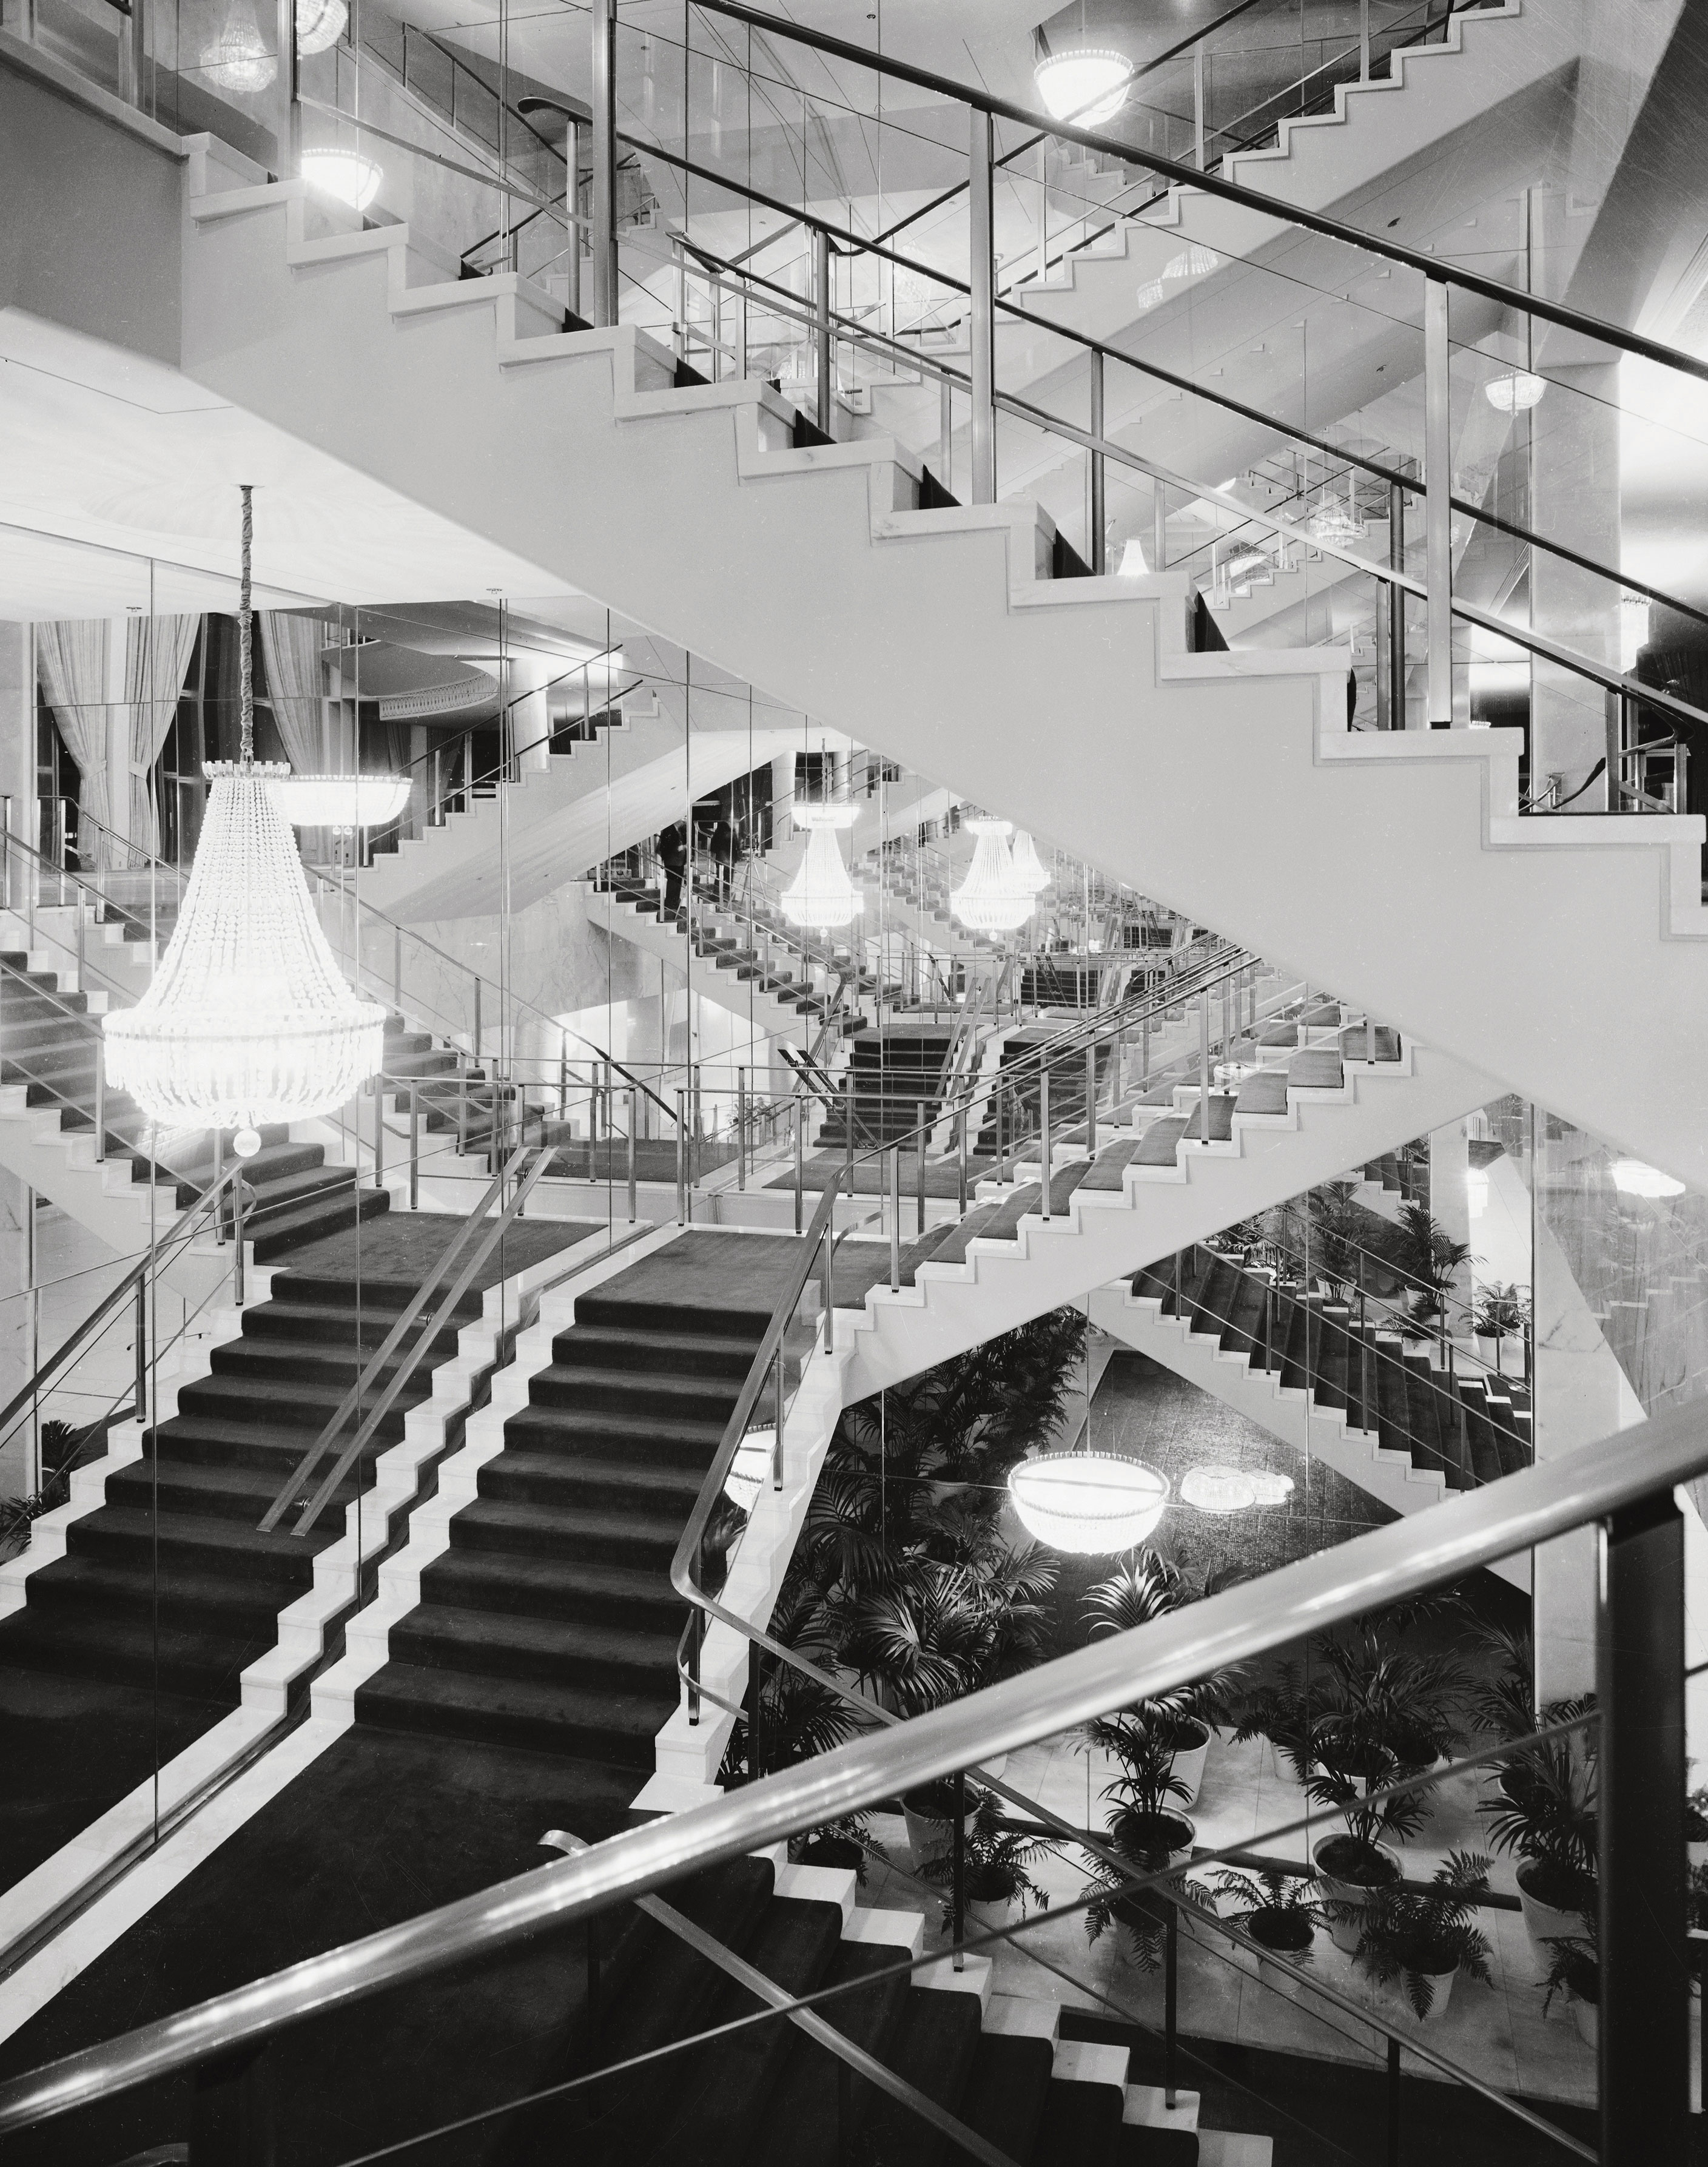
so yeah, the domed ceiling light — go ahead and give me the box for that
[1034,49,1134,128]
[271,773,413,832]
[1009,830,1051,896]
[781,803,862,934]
[1180,1463,1259,1514]
[1485,369,1546,414]
[1009,1451,1169,1554]
[952,818,1035,932]
[103,487,386,1159]
[295,0,346,52]
[1610,1158,1686,1199]
[301,147,383,213]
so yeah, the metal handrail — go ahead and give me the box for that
[0,1394,1695,2136]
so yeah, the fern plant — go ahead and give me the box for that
[1345,1851,1494,2019]
[1211,1865,1326,1956]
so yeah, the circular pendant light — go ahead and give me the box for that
[103,487,386,1158]
[271,773,412,831]
[1179,1463,1259,1514]
[952,818,1035,932]
[1245,1470,1296,1508]
[1009,830,1051,897]
[781,804,863,934]
[1034,49,1134,127]
[1008,1451,1169,1554]
[1485,369,1546,414]
[301,147,383,212]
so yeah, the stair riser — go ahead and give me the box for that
[451,1512,681,1577]
[355,1683,661,1770]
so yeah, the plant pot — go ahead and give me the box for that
[1119,1811,1197,1872]
[1473,1332,1500,1366]
[1313,1836,1402,1955]
[1162,1718,1212,1807]
[966,1894,1017,1934]
[795,1834,864,1876]
[1249,1912,1315,1993]
[1385,1963,1458,2024]
[901,1781,976,1870]
[1515,1860,1596,1971]
[1571,1995,1599,2049]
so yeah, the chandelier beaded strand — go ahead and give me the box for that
[103,487,386,1158]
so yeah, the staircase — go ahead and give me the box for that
[816,1025,960,1150]
[1092,1240,1530,1544]
[178,178,1708,1188]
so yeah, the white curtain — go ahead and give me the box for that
[124,614,199,860]
[36,620,112,858]
[259,612,325,772]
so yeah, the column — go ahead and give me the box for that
[105,615,130,858]
[1529,361,1620,811]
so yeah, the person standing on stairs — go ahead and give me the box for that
[707,808,739,908]
[656,820,688,925]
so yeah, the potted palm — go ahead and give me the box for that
[1478,1734,1598,1966]
[1234,1668,1319,1785]
[919,1801,1053,1932]
[1541,1911,1599,2049]
[1307,1737,1422,1952]
[1084,1550,1244,1807]
[1081,1718,1197,1969]
[793,1816,872,1881]
[900,1775,980,1870]
[1344,1852,1494,2024]
[1471,1283,1529,1374]
[1212,1867,1328,1990]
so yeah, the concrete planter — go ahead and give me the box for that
[1163,1719,1211,1807]
[1313,1836,1402,1954]
[1515,1860,1595,1973]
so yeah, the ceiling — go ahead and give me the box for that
[0,308,571,622]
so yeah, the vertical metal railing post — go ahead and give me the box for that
[1088,349,1106,574]
[93,1042,106,1165]
[1198,991,1211,1145]
[563,116,581,321]
[408,1084,420,1210]
[676,1089,687,1225]
[590,0,618,326]
[1192,39,1206,170]
[1084,1042,1097,1151]
[1424,280,1453,727]
[995,1080,1006,1183]
[1039,1067,1052,1220]
[813,224,832,437]
[1360,0,1372,79]
[957,1105,968,1214]
[915,1099,927,1236]
[213,1128,226,1247]
[736,1067,747,1190]
[1385,2035,1400,2167]
[772,1343,785,1492]
[1598,1494,1688,2161]
[844,1076,855,1198]
[967,107,997,505]
[392,926,402,1016]
[627,1089,637,1221]
[232,1173,246,1308]
[793,1092,804,1235]
[133,1275,147,1423]
[821,1210,836,1354]
[373,1076,385,1190]
[1165,1904,1180,2105]
[274,0,299,179]
[888,1149,901,1290]
[951,1776,966,1973]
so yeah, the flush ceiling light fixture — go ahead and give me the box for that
[1485,368,1547,414]
[301,147,383,212]
[103,487,386,1159]
[1009,1451,1169,1554]
[952,818,1035,931]
[1009,829,1052,896]
[1180,1463,1259,1514]
[1610,1158,1686,1199]
[271,773,413,831]
[1034,49,1134,127]
[781,803,862,933]
[294,0,346,51]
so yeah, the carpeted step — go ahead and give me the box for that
[1285,1050,1344,1091]
[0,1600,263,1700]
[172,1368,421,1446]
[424,1543,684,1631]
[171,1140,328,1207]
[1232,1070,1290,1118]
[354,1656,671,1767]
[526,1361,745,1424]
[852,1980,985,2165]
[247,1181,390,1262]
[206,1332,458,1398]
[143,1410,384,1480]
[1340,1023,1401,1062]
[61,1502,332,1588]
[500,1396,729,1471]
[1034,2071,1128,2163]
[750,1938,914,2165]
[239,1298,466,1360]
[1079,1138,1141,1191]
[388,1602,681,1697]
[101,1454,349,1526]
[22,1549,309,1640]
[956,2027,1058,2165]
[471,1449,709,1523]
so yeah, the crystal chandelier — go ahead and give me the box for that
[1009,1451,1169,1553]
[204,7,276,90]
[295,0,346,52]
[781,804,862,933]
[1164,243,1221,279]
[1009,830,1051,897]
[272,773,412,831]
[1034,49,1133,127]
[103,487,386,1158]
[951,818,1035,932]
[1179,1464,1259,1513]
[1485,368,1546,414]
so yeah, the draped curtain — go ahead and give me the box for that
[258,613,325,773]
[35,620,112,859]
[124,614,199,860]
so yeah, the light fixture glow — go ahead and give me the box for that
[725,1429,773,1512]
[1009,1452,1169,1554]
[781,804,863,933]
[301,148,383,212]
[1009,830,1051,895]
[1309,497,1367,545]
[1245,1470,1296,1508]
[1610,1158,1686,1199]
[295,0,346,51]
[1180,1464,1259,1514]
[1034,49,1134,127]
[1465,1167,1489,1217]
[102,486,385,1156]
[1164,243,1221,280]
[1135,277,1166,311]
[204,12,277,90]
[271,773,413,831]
[951,818,1035,932]
[1485,369,1547,414]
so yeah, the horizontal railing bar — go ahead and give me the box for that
[1,1394,1690,2134]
